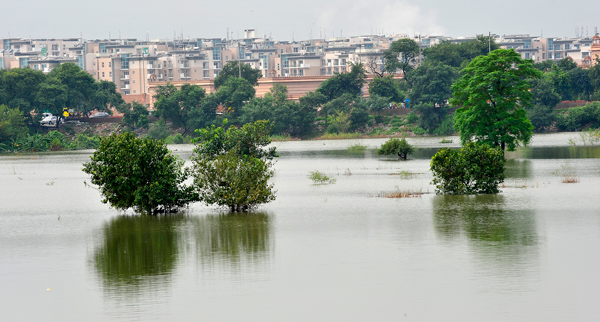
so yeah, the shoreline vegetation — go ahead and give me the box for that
[2,113,600,154]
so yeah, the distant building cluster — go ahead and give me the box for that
[1,29,600,106]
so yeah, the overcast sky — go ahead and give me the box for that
[2,0,599,41]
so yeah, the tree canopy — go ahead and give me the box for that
[214,60,262,89]
[317,63,367,101]
[452,49,542,151]
[153,83,212,135]
[383,38,420,80]
[83,132,198,214]
[192,120,276,212]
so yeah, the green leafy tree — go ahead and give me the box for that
[299,91,327,109]
[93,80,125,113]
[192,120,276,212]
[83,132,198,214]
[214,60,262,89]
[409,61,458,107]
[241,84,316,137]
[35,78,68,127]
[383,38,420,80]
[368,75,403,102]
[423,35,499,69]
[377,138,414,160]
[568,67,593,100]
[153,83,210,135]
[215,77,256,122]
[0,105,28,147]
[120,102,150,130]
[431,143,505,195]
[317,63,367,101]
[0,68,46,125]
[328,111,352,133]
[452,49,542,151]
[48,63,97,117]
[556,57,578,72]
[533,60,555,72]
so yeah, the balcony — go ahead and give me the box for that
[179,64,189,69]
[120,75,130,80]
[121,84,130,90]
[290,63,311,68]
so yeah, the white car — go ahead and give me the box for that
[40,114,60,127]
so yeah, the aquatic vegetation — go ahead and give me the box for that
[308,170,336,185]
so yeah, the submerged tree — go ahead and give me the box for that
[430,143,505,195]
[83,133,198,214]
[377,137,414,160]
[192,120,276,212]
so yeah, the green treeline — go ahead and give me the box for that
[4,39,600,153]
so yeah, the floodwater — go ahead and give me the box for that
[1,133,599,321]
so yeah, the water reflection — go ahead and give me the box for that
[93,215,185,288]
[517,145,600,159]
[432,195,537,246]
[184,212,273,267]
[505,159,532,179]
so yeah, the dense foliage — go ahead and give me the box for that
[377,138,414,160]
[452,49,541,151]
[430,143,505,195]
[83,132,197,214]
[192,120,276,212]
[214,60,263,89]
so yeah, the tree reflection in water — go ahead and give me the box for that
[432,195,537,246]
[94,212,273,291]
[184,212,273,268]
[93,215,186,290]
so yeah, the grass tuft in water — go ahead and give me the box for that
[308,170,337,185]
[347,143,368,153]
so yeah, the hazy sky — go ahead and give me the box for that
[2,0,599,40]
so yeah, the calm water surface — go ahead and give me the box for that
[1,133,599,321]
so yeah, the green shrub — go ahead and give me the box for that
[193,151,275,212]
[406,112,418,124]
[308,170,336,184]
[412,126,427,135]
[83,132,198,214]
[430,142,505,195]
[377,138,414,160]
[147,120,170,140]
[347,143,368,153]
[192,120,277,212]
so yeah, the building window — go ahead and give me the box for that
[109,72,112,77]
[101,62,105,68]
[102,72,105,77]
[109,62,111,67]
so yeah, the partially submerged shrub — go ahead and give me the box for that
[83,132,198,214]
[308,170,336,184]
[192,120,277,212]
[430,142,505,195]
[377,137,414,160]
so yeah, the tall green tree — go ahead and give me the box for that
[383,38,420,81]
[0,68,46,125]
[0,105,28,146]
[119,102,150,131]
[214,60,262,89]
[215,77,256,122]
[368,75,403,102]
[153,83,211,135]
[317,63,367,101]
[48,63,97,117]
[452,49,542,151]
[423,35,499,69]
